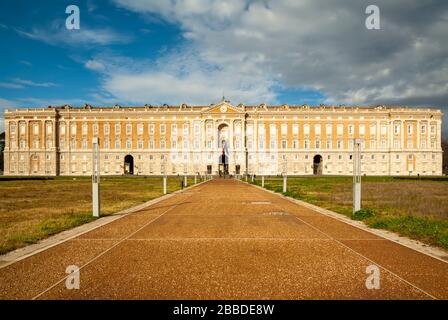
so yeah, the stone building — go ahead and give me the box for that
[2,99,443,176]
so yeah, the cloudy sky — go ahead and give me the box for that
[0,0,447,136]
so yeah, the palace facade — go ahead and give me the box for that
[2,99,443,176]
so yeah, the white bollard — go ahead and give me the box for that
[283,175,287,193]
[184,175,188,187]
[92,137,100,218]
[251,175,254,182]
[262,175,265,187]
[163,176,167,194]
[194,175,197,184]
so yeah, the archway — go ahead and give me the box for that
[218,123,229,176]
[124,155,134,175]
[313,155,323,175]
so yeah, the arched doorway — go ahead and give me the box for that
[313,155,323,175]
[124,155,134,175]
[218,123,229,176]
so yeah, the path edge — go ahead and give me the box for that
[244,179,448,263]
[0,179,209,269]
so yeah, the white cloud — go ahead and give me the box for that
[85,60,105,71]
[13,78,57,88]
[110,0,448,111]
[0,78,57,89]
[15,20,131,47]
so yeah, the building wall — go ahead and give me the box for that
[3,102,444,176]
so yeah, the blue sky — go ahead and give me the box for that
[0,0,447,135]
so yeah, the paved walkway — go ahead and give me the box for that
[1,179,447,299]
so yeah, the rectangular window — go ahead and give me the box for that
[394,124,400,134]
[149,124,155,134]
[326,124,332,136]
[293,123,299,135]
[370,125,376,135]
[115,123,121,134]
[126,123,132,134]
[137,123,143,135]
[348,125,354,135]
[104,123,110,135]
[315,124,321,135]
[82,123,88,135]
[281,123,287,135]
[160,124,166,135]
[304,124,310,135]
[33,124,39,135]
[421,125,426,134]
[172,124,178,135]
[337,124,343,135]
[359,124,365,135]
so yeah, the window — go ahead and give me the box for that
[33,124,39,135]
[315,140,321,149]
[194,123,200,135]
[337,124,343,135]
[315,124,321,135]
[293,140,298,149]
[359,124,365,135]
[430,125,435,134]
[82,139,87,149]
[149,139,154,149]
[172,124,178,135]
[47,139,52,149]
[171,140,177,149]
[126,123,132,134]
[326,140,332,149]
[281,123,287,135]
[71,124,77,135]
[183,123,188,135]
[104,139,110,149]
[407,125,413,134]
[326,124,332,136]
[421,125,426,134]
[138,140,143,149]
[137,123,143,135]
[370,125,376,135]
[337,140,342,149]
[304,139,309,149]
[126,140,132,149]
[47,123,53,134]
[115,123,121,134]
[348,125,354,135]
[394,140,400,148]
[104,123,110,135]
[370,140,376,149]
[149,124,155,134]
[82,123,88,135]
[381,125,387,135]
[293,123,299,135]
[304,124,310,135]
[160,124,166,135]
[160,140,166,149]
[93,123,98,135]
[281,139,287,149]
[115,139,121,149]
[394,124,400,134]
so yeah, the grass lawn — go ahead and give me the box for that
[251,176,448,250]
[0,176,197,255]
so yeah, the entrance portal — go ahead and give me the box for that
[313,155,323,175]
[124,155,134,175]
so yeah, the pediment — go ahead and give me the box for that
[203,101,243,114]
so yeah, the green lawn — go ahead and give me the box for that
[0,176,198,255]
[251,176,448,249]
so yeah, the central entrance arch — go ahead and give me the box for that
[218,123,229,176]
[313,155,323,175]
[124,155,134,175]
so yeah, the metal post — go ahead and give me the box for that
[262,175,265,187]
[184,175,188,187]
[353,138,362,213]
[92,137,100,218]
[163,176,167,194]
[283,174,287,193]
[194,175,197,184]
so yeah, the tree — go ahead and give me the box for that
[442,138,448,175]
[0,132,5,173]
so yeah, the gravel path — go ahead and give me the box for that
[1,179,447,299]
